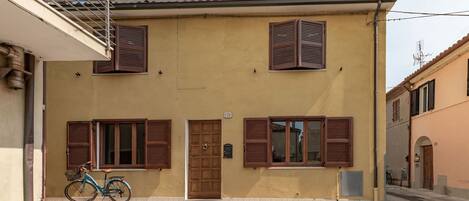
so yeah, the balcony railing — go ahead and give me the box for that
[44,0,115,51]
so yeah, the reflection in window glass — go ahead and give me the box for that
[308,121,321,164]
[119,123,132,165]
[103,124,115,165]
[136,123,145,164]
[271,121,286,162]
[290,121,304,162]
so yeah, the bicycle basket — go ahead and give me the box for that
[65,170,82,181]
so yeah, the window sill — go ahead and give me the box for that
[267,166,325,170]
[268,69,327,73]
[92,72,149,76]
[92,169,147,172]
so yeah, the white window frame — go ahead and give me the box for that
[419,84,429,113]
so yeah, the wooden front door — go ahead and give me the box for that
[422,145,433,190]
[189,120,221,199]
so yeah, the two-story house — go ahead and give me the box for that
[0,0,111,200]
[386,85,410,186]
[388,33,469,199]
[44,0,395,200]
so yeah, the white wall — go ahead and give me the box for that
[34,60,44,201]
[0,55,25,201]
[0,55,44,201]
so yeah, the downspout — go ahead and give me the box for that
[24,53,35,201]
[403,84,412,188]
[373,1,382,201]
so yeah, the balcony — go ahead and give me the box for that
[0,0,113,61]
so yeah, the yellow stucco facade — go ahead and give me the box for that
[46,13,387,200]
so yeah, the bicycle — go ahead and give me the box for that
[64,161,132,201]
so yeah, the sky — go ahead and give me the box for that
[386,0,469,91]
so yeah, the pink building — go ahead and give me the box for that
[389,33,469,199]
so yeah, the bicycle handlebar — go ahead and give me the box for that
[79,161,92,172]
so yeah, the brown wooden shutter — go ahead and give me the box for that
[298,20,325,69]
[67,121,93,170]
[244,118,269,167]
[411,89,420,116]
[94,27,116,73]
[324,117,353,167]
[428,80,435,110]
[116,26,147,73]
[467,59,469,96]
[270,20,298,70]
[396,99,400,120]
[146,120,171,169]
[94,52,115,73]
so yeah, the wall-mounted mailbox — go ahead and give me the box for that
[223,143,233,159]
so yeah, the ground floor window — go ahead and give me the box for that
[66,119,171,170]
[244,116,353,168]
[100,120,146,168]
[271,118,323,166]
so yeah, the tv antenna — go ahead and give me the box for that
[413,40,431,67]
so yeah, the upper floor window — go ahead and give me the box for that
[269,20,325,70]
[411,80,435,116]
[392,99,400,122]
[94,25,148,74]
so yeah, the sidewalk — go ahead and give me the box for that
[386,185,469,201]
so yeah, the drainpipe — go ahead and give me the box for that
[24,53,35,201]
[403,84,412,188]
[373,1,382,201]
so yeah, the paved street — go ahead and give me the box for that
[386,185,469,201]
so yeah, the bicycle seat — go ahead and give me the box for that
[101,169,112,174]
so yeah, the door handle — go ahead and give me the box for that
[202,143,208,150]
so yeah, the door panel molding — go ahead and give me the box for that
[188,120,222,199]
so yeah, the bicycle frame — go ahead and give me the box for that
[82,173,107,194]
[81,172,126,196]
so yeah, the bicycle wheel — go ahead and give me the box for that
[64,180,98,201]
[106,180,132,201]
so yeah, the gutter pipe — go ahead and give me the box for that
[373,0,382,200]
[402,84,412,188]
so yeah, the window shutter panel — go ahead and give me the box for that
[94,27,116,73]
[467,59,469,96]
[392,102,396,122]
[270,20,298,70]
[324,117,353,167]
[67,121,93,170]
[428,80,435,110]
[146,120,171,169]
[116,26,147,73]
[411,89,420,116]
[244,118,269,167]
[94,52,115,73]
[298,20,325,69]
